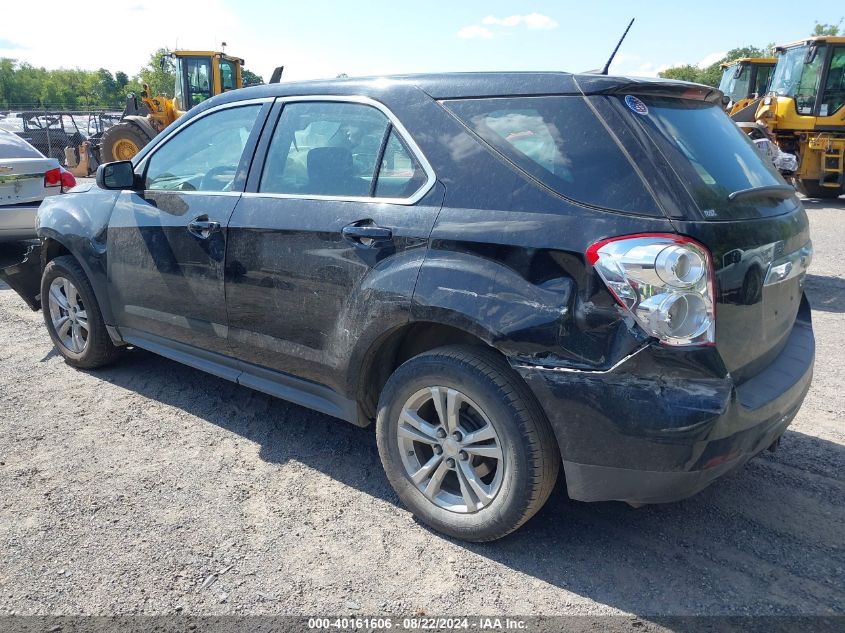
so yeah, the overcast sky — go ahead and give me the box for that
[0,0,839,82]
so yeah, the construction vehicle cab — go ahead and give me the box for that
[172,51,243,115]
[718,57,776,116]
[98,50,244,164]
[753,36,845,198]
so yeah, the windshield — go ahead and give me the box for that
[770,44,826,114]
[627,97,795,220]
[718,64,751,101]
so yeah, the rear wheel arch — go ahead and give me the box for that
[355,320,506,424]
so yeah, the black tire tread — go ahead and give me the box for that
[378,344,560,541]
[99,122,150,163]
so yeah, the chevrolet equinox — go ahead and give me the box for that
[1,73,815,541]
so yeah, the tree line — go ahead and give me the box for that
[658,20,841,87]
[0,48,264,111]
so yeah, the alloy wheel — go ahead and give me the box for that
[47,277,89,354]
[397,386,504,513]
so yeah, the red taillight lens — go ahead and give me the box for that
[60,169,76,191]
[587,233,715,347]
[44,167,62,187]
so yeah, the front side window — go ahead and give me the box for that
[754,65,774,96]
[444,96,660,215]
[144,105,261,192]
[821,46,845,116]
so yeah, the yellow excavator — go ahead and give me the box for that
[743,36,845,198]
[718,57,776,117]
[99,50,245,163]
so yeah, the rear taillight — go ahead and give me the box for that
[587,233,715,346]
[60,169,76,191]
[44,167,76,192]
[44,167,62,188]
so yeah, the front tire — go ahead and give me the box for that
[376,345,560,542]
[41,255,121,369]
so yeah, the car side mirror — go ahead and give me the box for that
[96,161,138,190]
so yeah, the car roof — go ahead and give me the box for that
[207,71,714,105]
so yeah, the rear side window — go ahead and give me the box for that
[260,102,388,197]
[443,96,660,215]
[259,101,430,201]
[627,97,792,219]
[375,130,427,198]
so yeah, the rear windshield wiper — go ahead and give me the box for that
[727,184,795,202]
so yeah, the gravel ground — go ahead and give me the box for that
[0,199,843,619]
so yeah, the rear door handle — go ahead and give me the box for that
[342,224,392,245]
[187,217,221,239]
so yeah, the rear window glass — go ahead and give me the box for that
[626,97,794,219]
[443,96,660,215]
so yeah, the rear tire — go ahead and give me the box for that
[795,179,843,200]
[41,255,121,369]
[376,345,560,542]
[99,122,150,163]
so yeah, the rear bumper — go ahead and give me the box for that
[514,296,814,505]
[0,204,38,240]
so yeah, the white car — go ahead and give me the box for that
[0,128,75,241]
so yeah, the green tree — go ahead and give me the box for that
[241,68,264,86]
[813,19,841,36]
[659,45,767,87]
[135,48,175,97]
[660,65,701,83]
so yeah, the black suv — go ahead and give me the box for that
[2,73,814,542]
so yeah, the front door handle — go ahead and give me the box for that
[188,217,221,239]
[342,224,392,245]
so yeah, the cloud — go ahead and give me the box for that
[456,25,495,40]
[698,51,727,67]
[0,0,242,75]
[481,13,558,30]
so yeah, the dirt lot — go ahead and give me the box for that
[0,199,843,620]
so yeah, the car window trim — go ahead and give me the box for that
[244,95,436,206]
[133,97,274,196]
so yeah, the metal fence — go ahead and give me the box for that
[0,108,122,170]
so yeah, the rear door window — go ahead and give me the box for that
[260,101,389,197]
[624,96,794,219]
[443,96,661,215]
[375,130,427,198]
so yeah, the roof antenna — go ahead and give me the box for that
[600,18,635,75]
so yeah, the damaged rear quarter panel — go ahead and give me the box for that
[413,199,676,371]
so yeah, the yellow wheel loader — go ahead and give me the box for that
[718,57,776,117]
[748,36,845,199]
[99,50,244,163]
